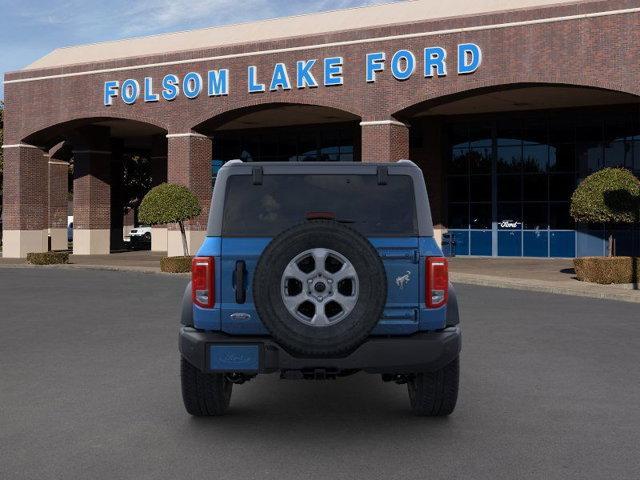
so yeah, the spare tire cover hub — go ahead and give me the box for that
[281,248,359,327]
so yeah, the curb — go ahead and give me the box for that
[0,263,190,276]
[451,272,640,304]
[2,263,638,302]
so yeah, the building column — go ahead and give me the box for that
[360,120,410,163]
[72,127,112,255]
[110,145,125,251]
[48,158,69,251]
[1,144,49,258]
[166,132,212,257]
[150,134,168,252]
[410,118,445,245]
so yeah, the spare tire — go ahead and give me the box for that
[253,220,387,356]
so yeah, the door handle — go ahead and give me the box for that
[234,261,247,304]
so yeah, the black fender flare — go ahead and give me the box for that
[181,281,193,327]
[446,283,460,327]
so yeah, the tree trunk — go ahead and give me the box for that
[608,233,614,257]
[178,221,189,256]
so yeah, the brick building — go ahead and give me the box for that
[2,0,640,258]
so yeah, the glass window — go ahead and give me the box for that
[548,118,574,144]
[523,122,548,145]
[449,124,469,149]
[523,175,548,202]
[605,115,635,141]
[298,133,318,161]
[450,148,469,174]
[470,175,492,202]
[223,174,417,236]
[549,174,576,201]
[575,119,602,143]
[470,203,492,229]
[497,121,522,146]
[498,175,521,202]
[604,140,632,168]
[497,146,522,173]
[549,144,575,172]
[448,204,469,229]
[523,204,548,229]
[279,134,297,161]
[549,202,573,229]
[469,147,492,174]
[498,203,522,230]
[634,142,640,172]
[469,125,492,148]
[261,134,279,159]
[523,145,548,173]
[447,176,469,202]
[577,143,603,174]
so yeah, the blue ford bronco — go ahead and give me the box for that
[179,160,461,416]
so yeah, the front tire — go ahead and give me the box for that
[181,357,232,416]
[407,357,459,417]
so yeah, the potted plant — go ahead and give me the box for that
[139,183,202,273]
[570,168,640,285]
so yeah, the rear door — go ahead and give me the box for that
[370,237,421,335]
[218,171,420,336]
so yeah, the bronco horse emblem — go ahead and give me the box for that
[395,271,411,289]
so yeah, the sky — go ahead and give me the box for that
[0,0,403,100]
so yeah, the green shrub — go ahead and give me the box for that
[574,256,640,284]
[160,256,192,273]
[570,168,640,224]
[139,183,201,255]
[27,251,70,265]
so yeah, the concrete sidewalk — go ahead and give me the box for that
[1,251,639,303]
[449,257,640,303]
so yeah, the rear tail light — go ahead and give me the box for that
[192,257,215,308]
[426,257,448,308]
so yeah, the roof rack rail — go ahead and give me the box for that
[397,159,417,167]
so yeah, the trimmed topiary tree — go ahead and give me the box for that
[570,168,640,256]
[138,183,202,256]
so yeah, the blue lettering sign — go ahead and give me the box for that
[270,63,292,91]
[161,74,179,101]
[144,77,159,102]
[104,80,119,106]
[458,43,482,74]
[324,57,343,86]
[208,69,229,96]
[101,45,483,105]
[424,47,447,77]
[390,50,415,81]
[183,72,203,99]
[121,79,140,104]
[366,52,385,83]
[248,66,265,93]
[296,60,318,89]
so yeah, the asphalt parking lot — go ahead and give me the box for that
[1,268,639,480]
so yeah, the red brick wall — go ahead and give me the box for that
[167,135,213,230]
[2,146,48,230]
[3,0,640,234]
[4,0,640,146]
[361,123,410,163]
[48,161,68,229]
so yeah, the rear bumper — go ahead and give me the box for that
[179,326,461,374]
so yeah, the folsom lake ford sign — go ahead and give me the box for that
[103,43,482,106]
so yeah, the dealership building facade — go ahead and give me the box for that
[3,0,640,258]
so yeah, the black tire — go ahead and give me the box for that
[407,357,459,417]
[253,220,387,356]
[143,232,151,241]
[180,357,232,416]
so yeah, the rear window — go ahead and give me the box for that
[222,174,417,237]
